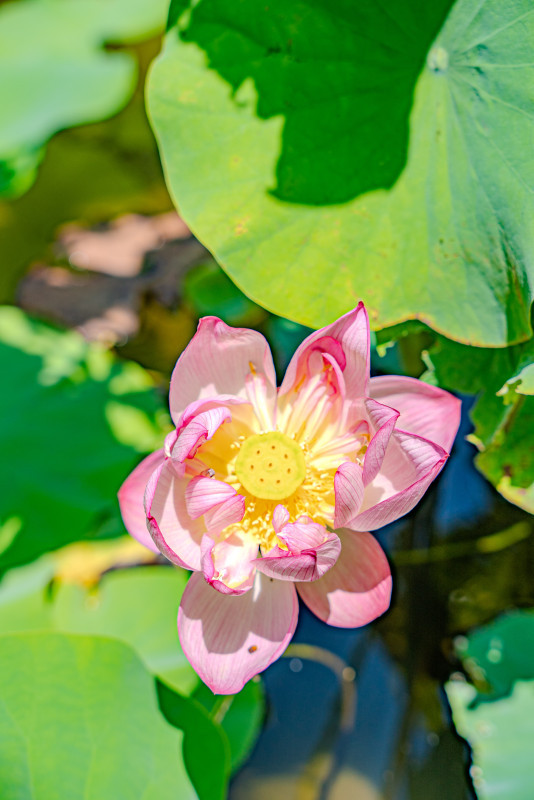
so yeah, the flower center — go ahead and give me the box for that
[235,431,306,500]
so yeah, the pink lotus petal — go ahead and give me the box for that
[297,530,391,627]
[171,406,232,462]
[174,395,249,436]
[245,370,278,431]
[204,494,246,533]
[279,520,330,551]
[145,460,204,570]
[349,430,448,531]
[201,532,257,595]
[118,450,164,553]
[280,302,369,399]
[185,475,238,519]
[254,531,341,582]
[362,398,399,486]
[369,375,461,452]
[169,316,277,426]
[178,571,299,694]
[334,460,364,528]
[272,504,290,533]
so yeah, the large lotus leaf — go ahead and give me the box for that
[52,566,198,695]
[0,0,169,197]
[425,335,534,513]
[0,560,266,769]
[148,0,534,346]
[0,563,195,692]
[0,632,198,800]
[0,306,168,573]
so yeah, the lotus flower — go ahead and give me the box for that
[119,304,460,693]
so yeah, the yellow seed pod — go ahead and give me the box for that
[235,432,306,500]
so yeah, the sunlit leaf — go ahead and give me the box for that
[54,566,198,695]
[0,559,266,781]
[446,611,534,800]
[0,632,197,799]
[149,0,534,346]
[447,680,534,800]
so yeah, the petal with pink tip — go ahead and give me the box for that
[280,303,370,399]
[204,494,246,533]
[171,406,231,462]
[145,460,204,570]
[272,505,290,533]
[279,520,330,551]
[178,571,299,694]
[118,450,164,554]
[362,398,399,486]
[185,475,238,519]
[297,530,391,627]
[254,529,341,582]
[334,461,364,528]
[169,317,277,426]
[201,533,257,595]
[368,375,461,452]
[348,430,448,531]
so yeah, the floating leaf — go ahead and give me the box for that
[446,611,534,800]
[149,0,534,346]
[0,632,197,799]
[454,610,534,697]
[0,561,196,694]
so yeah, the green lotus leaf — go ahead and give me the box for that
[0,632,198,799]
[425,334,534,513]
[148,0,534,346]
[446,610,534,800]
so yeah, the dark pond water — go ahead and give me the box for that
[229,397,533,800]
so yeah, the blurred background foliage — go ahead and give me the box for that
[0,0,533,797]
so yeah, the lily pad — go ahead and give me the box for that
[454,610,534,697]
[149,0,534,346]
[0,632,197,800]
[446,610,534,800]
